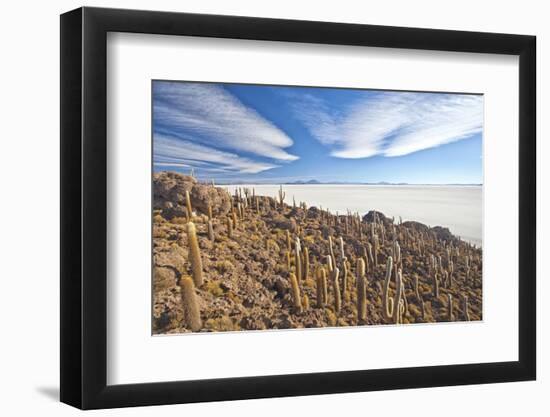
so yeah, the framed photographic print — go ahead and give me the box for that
[60,7,536,409]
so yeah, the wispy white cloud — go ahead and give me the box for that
[291,92,483,158]
[154,82,298,162]
[154,134,278,174]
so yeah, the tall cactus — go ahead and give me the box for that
[393,240,401,265]
[383,267,404,324]
[226,216,233,239]
[447,294,453,321]
[289,272,302,313]
[316,266,326,307]
[179,276,202,331]
[207,219,215,242]
[302,294,309,311]
[332,267,341,314]
[328,236,336,265]
[367,243,374,267]
[433,273,439,298]
[462,295,470,321]
[339,237,346,261]
[187,221,203,287]
[382,256,394,320]
[295,237,302,281]
[185,190,193,221]
[373,235,379,267]
[356,258,367,322]
[342,261,350,302]
[286,230,292,252]
[278,185,286,208]
[303,246,309,280]
[362,245,370,272]
[326,255,334,273]
[207,203,213,221]
[448,260,454,287]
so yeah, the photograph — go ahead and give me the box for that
[151,80,483,334]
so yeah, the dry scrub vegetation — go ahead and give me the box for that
[152,171,482,334]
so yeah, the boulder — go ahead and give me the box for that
[307,206,321,219]
[431,226,455,242]
[154,244,187,276]
[362,210,390,225]
[266,215,296,231]
[153,267,177,292]
[402,221,430,234]
[153,171,195,208]
[153,171,232,218]
[190,182,231,216]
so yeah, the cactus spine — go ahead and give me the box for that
[179,276,202,331]
[187,222,203,287]
[356,258,367,322]
[289,272,302,313]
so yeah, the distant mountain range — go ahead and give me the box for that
[283,180,482,186]
[216,179,482,186]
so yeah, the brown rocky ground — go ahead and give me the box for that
[152,171,483,334]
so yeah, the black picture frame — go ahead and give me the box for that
[60,6,536,410]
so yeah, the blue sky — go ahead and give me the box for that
[153,81,483,184]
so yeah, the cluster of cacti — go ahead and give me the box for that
[154,180,483,333]
[382,256,403,323]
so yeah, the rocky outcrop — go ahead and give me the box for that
[362,210,391,225]
[153,171,231,219]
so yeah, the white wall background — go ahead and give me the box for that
[0,0,545,415]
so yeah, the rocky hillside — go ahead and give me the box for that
[152,171,483,334]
